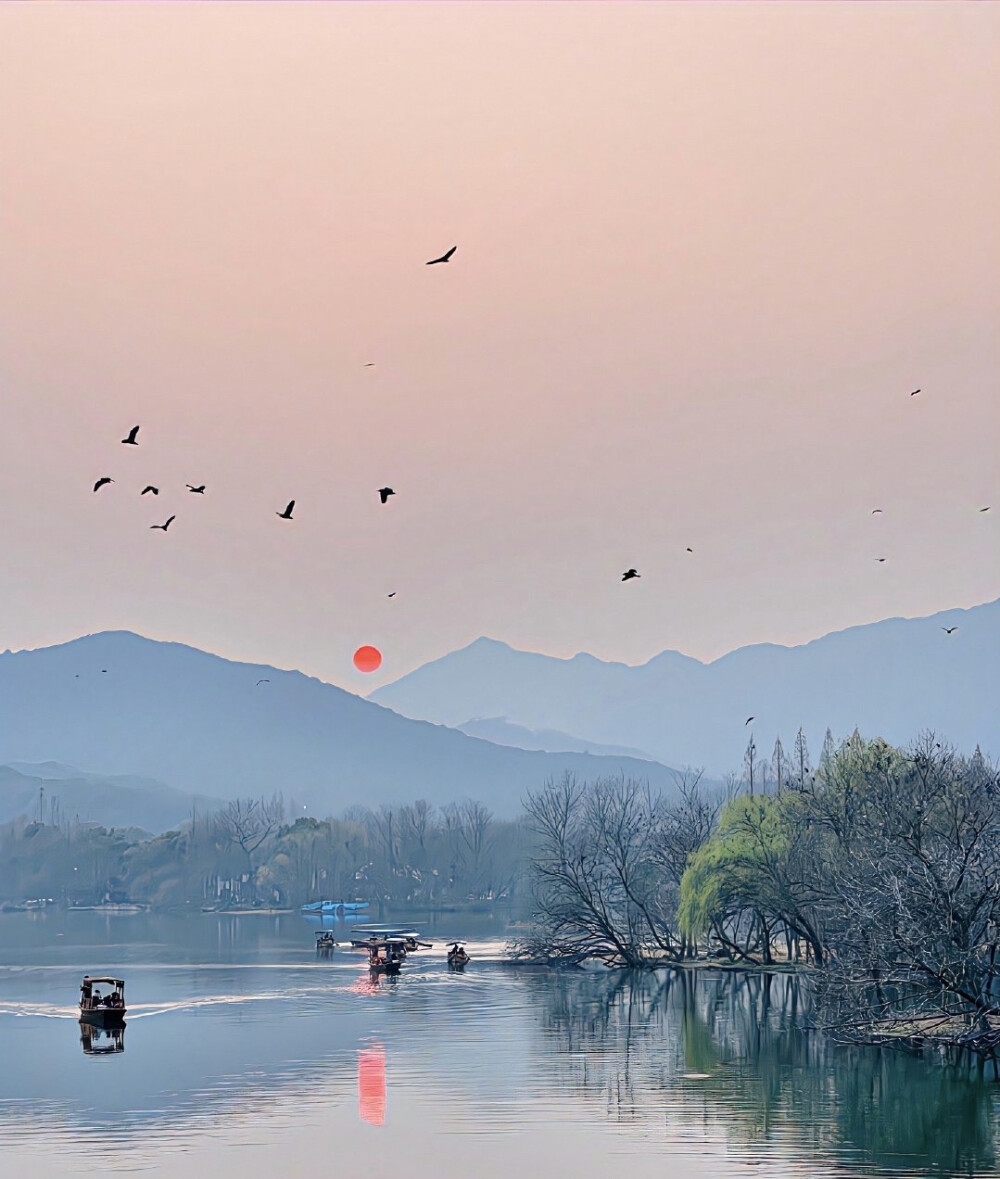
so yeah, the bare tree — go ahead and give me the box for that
[215,795,285,895]
[771,737,786,794]
[518,774,681,967]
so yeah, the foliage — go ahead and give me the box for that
[0,796,532,914]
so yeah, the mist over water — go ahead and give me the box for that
[1,912,998,1178]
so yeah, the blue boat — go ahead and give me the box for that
[300,900,370,916]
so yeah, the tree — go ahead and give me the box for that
[770,737,786,794]
[215,795,285,897]
[793,728,811,791]
[519,774,680,967]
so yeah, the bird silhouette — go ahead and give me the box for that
[871,508,883,515]
[910,389,920,396]
[121,425,140,446]
[745,716,755,726]
[141,486,159,496]
[685,547,694,553]
[980,506,991,513]
[186,484,206,494]
[256,678,270,686]
[942,626,958,634]
[387,592,396,598]
[378,487,395,504]
[277,500,295,520]
[875,557,887,563]
[93,477,114,492]
[426,246,457,266]
[621,568,640,582]
[364,363,375,367]
[150,515,176,531]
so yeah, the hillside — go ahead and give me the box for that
[0,633,686,817]
[0,762,220,834]
[371,599,1000,775]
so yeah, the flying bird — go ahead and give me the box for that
[364,363,375,367]
[745,716,755,726]
[685,547,694,553]
[387,592,396,598]
[942,626,958,635]
[980,507,991,513]
[256,678,270,686]
[121,425,140,446]
[621,568,640,582]
[871,508,883,515]
[93,477,114,492]
[426,246,457,266]
[141,486,159,496]
[875,557,887,563]
[277,500,295,520]
[378,487,395,504]
[910,389,920,396]
[186,484,206,494]
[150,515,176,531]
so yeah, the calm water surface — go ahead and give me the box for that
[1,911,998,1178]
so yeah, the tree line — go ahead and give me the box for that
[0,796,530,915]
[518,732,1000,1050]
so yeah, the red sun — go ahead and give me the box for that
[353,645,382,673]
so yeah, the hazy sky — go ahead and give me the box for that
[1,3,997,690]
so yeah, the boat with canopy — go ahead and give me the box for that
[79,976,127,1026]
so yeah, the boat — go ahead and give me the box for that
[366,937,407,976]
[447,942,471,970]
[350,925,432,952]
[79,976,127,1026]
[300,900,370,916]
[315,930,338,953]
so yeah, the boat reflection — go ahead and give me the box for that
[79,1021,125,1056]
[358,1046,386,1126]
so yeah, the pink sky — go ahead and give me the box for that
[0,3,997,689]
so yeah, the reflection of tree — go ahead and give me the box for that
[525,969,998,1174]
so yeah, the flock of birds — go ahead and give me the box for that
[618,385,990,616]
[89,249,461,533]
[92,425,398,534]
[88,245,991,661]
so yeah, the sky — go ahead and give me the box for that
[0,2,997,691]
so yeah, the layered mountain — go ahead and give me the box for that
[0,632,686,818]
[0,762,219,834]
[371,599,1000,776]
[455,717,654,761]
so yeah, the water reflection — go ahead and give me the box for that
[79,1023,125,1057]
[2,914,1000,1177]
[358,1046,386,1126]
[530,967,999,1175]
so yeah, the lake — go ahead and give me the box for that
[1,910,998,1178]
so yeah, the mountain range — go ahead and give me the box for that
[0,761,220,835]
[0,632,686,822]
[371,598,1000,775]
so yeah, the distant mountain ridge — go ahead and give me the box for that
[0,632,688,819]
[456,717,654,761]
[371,599,1000,775]
[0,762,220,834]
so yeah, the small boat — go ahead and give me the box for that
[447,942,471,970]
[351,925,432,952]
[79,976,127,1026]
[301,900,370,915]
[367,937,407,976]
[315,931,338,953]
